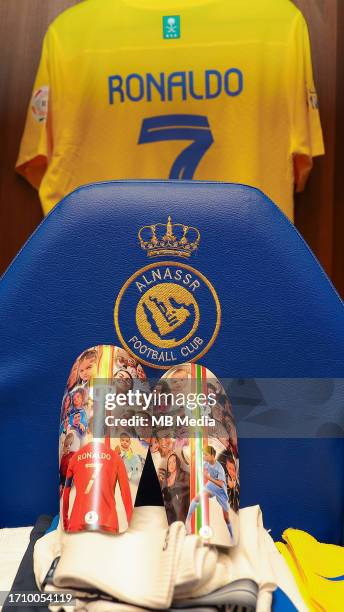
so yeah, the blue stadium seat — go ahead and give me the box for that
[1,180,343,543]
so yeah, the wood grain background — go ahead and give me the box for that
[0,0,343,294]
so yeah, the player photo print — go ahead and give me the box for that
[59,345,151,535]
[151,362,239,548]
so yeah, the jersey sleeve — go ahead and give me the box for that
[290,14,324,192]
[15,31,53,190]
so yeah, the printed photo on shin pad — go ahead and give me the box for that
[151,362,239,547]
[59,345,151,534]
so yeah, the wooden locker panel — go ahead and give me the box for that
[0,0,81,273]
[293,0,338,279]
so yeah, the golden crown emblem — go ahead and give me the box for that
[138,216,200,258]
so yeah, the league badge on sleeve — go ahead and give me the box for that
[31,86,49,123]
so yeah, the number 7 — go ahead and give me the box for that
[138,114,214,179]
[84,462,103,494]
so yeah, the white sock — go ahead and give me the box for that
[258,525,307,611]
[226,506,276,612]
[182,548,232,600]
[35,509,220,609]
[34,525,62,590]
[174,539,218,598]
[174,535,216,593]
[175,505,277,609]
[51,507,184,610]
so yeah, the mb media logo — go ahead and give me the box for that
[163,15,181,39]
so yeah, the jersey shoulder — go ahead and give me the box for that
[48,0,117,35]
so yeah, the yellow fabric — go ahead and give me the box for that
[16,0,324,218]
[276,529,344,611]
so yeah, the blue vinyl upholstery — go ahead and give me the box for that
[0,181,343,542]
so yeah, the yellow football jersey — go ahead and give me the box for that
[16,0,324,219]
[276,529,344,611]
